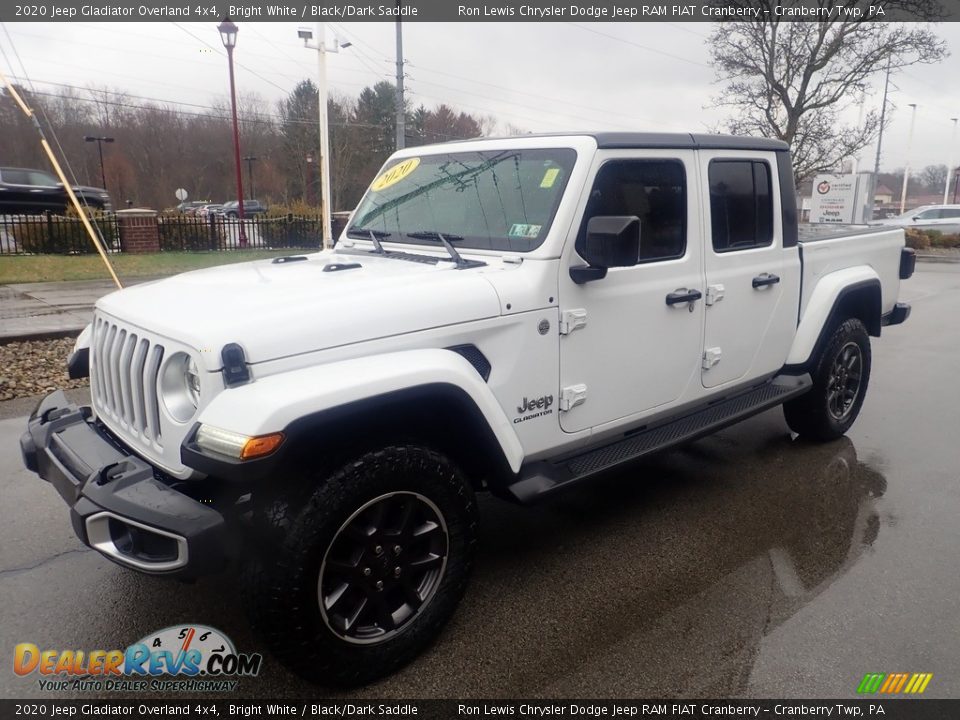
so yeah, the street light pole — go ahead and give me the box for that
[243,155,257,199]
[83,135,114,190]
[944,117,958,205]
[218,17,247,247]
[395,14,405,150]
[299,25,350,250]
[898,103,918,215]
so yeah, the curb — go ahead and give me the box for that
[0,328,83,345]
[916,254,960,264]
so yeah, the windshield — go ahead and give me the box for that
[348,148,577,252]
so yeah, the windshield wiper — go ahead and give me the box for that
[406,230,466,266]
[345,227,390,254]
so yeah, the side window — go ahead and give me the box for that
[27,171,58,186]
[578,159,686,263]
[1,169,31,185]
[941,209,960,219]
[709,160,773,252]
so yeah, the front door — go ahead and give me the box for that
[558,151,705,433]
[699,152,799,389]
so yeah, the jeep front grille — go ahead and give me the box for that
[91,316,165,449]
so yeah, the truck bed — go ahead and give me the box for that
[797,224,905,318]
[798,223,891,242]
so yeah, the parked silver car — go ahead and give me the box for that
[871,204,960,234]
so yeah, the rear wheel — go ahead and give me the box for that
[784,318,871,441]
[243,445,478,686]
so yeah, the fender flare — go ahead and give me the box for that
[785,268,881,368]
[193,348,524,473]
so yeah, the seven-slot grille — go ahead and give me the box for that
[91,316,165,449]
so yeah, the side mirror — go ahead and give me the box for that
[570,215,640,284]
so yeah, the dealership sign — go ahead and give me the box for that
[809,173,875,224]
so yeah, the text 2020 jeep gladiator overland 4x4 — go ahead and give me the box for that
[21,133,914,684]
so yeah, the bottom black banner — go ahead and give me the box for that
[1,700,958,720]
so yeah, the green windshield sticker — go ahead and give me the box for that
[508,223,542,239]
[540,168,560,188]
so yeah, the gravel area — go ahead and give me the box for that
[0,337,88,401]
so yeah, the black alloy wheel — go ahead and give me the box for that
[319,491,449,644]
[826,341,863,421]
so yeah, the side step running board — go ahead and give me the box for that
[507,374,812,504]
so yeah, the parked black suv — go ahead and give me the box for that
[0,167,113,215]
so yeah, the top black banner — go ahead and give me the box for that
[3,0,959,22]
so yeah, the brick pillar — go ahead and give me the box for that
[117,209,160,254]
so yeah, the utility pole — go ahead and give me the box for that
[871,59,892,219]
[395,12,405,150]
[84,136,114,191]
[299,25,350,249]
[899,103,918,215]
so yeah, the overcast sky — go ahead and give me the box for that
[4,21,960,175]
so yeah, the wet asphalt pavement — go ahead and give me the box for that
[1,264,958,700]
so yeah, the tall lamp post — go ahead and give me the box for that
[83,135,114,190]
[944,117,958,205]
[218,16,247,246]
[898,103,918,215]
[243,155,258,199]
[299,25,350,249]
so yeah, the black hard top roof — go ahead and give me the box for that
[457,132,790,152]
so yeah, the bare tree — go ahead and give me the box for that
[709,2,947,184]
[917,164,948,193]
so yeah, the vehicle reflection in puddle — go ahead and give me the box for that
[458,424,886,698]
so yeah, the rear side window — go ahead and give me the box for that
[709,160,773,252]
[942,209,960,219]
[578,159,686,263]
[1,169,30,184]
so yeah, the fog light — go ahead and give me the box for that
[195,425,284,461]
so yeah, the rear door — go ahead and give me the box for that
[700,152,799,389]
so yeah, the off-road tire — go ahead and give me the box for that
[784,318,871,442]
[242,445,478,686]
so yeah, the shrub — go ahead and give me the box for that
[13,209,118,254]
[903,227,930,250]
[157,213,218,251]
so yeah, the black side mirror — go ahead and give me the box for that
[570,215,641,284]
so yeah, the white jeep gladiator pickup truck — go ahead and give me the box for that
[21,133,914,685]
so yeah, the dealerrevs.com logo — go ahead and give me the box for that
[14,625,262,693]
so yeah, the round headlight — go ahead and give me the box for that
[160,352,200,423]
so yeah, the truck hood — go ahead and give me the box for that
[96,250,503,369]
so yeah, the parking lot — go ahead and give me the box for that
[1,263,958,700]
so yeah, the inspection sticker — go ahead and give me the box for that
[540,168,560,188]
[508,223,542,238]
[371,157,420,192]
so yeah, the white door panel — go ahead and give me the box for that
[700,151,799,389]
[558,150,705,433]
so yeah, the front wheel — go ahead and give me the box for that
[784,318,872,442]
[243,445,478,686]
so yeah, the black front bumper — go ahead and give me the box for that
[20,391,232,578]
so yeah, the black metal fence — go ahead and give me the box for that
[158,214,324,251]
[0,212,120,255]
[0,212,335,254]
